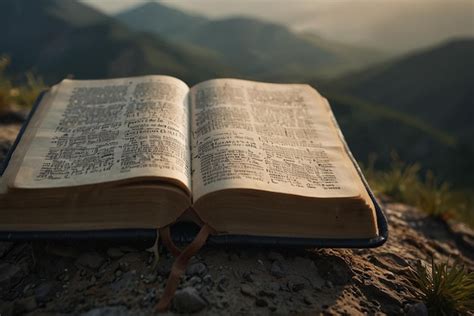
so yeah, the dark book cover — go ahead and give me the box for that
[0,91,388,248]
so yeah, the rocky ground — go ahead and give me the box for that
[0,114,473,315]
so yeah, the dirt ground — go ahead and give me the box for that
[1,119,473,315]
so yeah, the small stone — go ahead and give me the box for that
[217,277,229,292]
[242,271,254,283]
[35,282,53,303]
[269,282,280,292]
[76,252,105,270]
[107,248,124,259]
[406,302,428,316]
[303,294,313,305]
[186,262,207,277]
[173,287,207,313]
[267,251,284,262]
[240,284,256,297]
[0,242,13,258]
[142,273,156,284]
[189,275,202,285]
[258,289,276,298]
[115,270,123,277]
[203,274,213,285]
[270,261,285,278]
[255,298,268,307]
[288,276,306,292]
[80,306,137,316]
[326,280,333,288]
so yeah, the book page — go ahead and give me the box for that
[13,76,191,190]
[190,79,362,200]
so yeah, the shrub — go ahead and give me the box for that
[0,55,45,112]
[408,258,474,315]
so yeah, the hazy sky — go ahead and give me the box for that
[81,0,474,53]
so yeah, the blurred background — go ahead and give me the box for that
[0,0,473,224]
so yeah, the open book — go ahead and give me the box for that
[0,76,382,240]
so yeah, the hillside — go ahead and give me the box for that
[320,39,474,187]
[0,0,232,86]
[331,39,474,144]
[116,3,386,81]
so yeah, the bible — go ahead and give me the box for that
[0,76,387,245]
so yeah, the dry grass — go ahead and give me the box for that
[364,153,473,227]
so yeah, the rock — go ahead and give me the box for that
[288,276,306,292]
[0,242,13,258]
[303,294,314,305]
[76,252,105,270]
[258,289,276,298]
[269,282,280,292]
[107,247,124,259]
[35,282,53,303]
[186,262,207,276]
[203,274,213,285]
[267,251,284,262]
[406,302,428,316]
[242,271,254,283]
[119,246,137,253]
[240,284,256,297]
[80,306,139,316]
[13,296,37,314]
[0,262,23,289]
[173,287,207,313]
[188,275,202,286]
[141,288,157,307]
[217,276,229,292]
[255,298,268,307]
[270,261,286,278]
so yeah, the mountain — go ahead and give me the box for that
[116,3,387,81]
[116,2,207,36]
[332,39,474,144]
[0,0,232,85]
[321,39,474,186]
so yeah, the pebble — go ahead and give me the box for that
[189,275,202,285]
[258,289,276,298]
[270,261,286,278]
[173,287,207,313]
[303,294,314,305]
[217,276,229,292]
[269,282,280,292]
[186,262,207,276]
[76,252,105,270]
[242,271,254,283]
[287,276,306,292]
[240,284,256,297]
[35,282,53,303]
[406,302,428,316]
[106,248,124,259]
[203,274,213,285]
[80,306,140,316]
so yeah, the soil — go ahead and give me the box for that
[0,116,473,315]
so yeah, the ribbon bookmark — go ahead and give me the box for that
[155,223,214,312]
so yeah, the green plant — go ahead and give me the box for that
[363,154,473,226]
[0,54,45,111]
[408,258,474,315]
